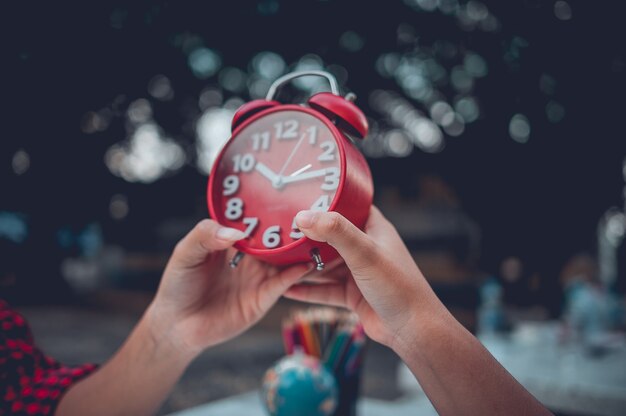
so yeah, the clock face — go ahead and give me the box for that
[210,109,344,252]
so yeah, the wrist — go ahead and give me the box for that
[142,303,202,363]
[389,302,456,365]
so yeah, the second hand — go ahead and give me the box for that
[276,133,307,186]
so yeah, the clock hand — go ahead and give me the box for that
[255,162,280,185]
[275,133,307,186]
[281,168,329,184]
[288,164,312,177]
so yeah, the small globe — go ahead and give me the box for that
[262,354,338,416]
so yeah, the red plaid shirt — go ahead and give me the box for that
[0,300,97,415]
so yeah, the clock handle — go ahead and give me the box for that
[265,70,340,100]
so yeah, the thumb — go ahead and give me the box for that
[295,210,380,275]
[172,219,246,268]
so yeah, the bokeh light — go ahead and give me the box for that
[218,67,247,93]
[109,194,129,220]
[105,123,186,183]
[546,100,566,123]
[196,107,235,174]
[198,87,223,110]
[12,149,30,175]
[188,47,222,79]
[384,129,414,157]
[148,75,174,101]
[430,101,455,127]
[443,113,466,137]
[257,0,279,16]
[554,1,573,21]
[454,96,480,123]
[466,1,489,22]
[540,73,557,96]
[451,66,474,93]
[404,0,500,32]
[409,117,445,152]
[251,52,286,80]
[339,31,365,52]
[376,53,401,78]
[127,99,153,125]
[464,53,488,78]
[81,111,110,134]
[509,114,531,143]
[0,212,28,243]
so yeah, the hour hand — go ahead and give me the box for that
[255,162,280,186]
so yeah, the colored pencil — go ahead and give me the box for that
[281,307,366,375]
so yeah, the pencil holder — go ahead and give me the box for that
[332,370,361,416]
[274,307,367,416]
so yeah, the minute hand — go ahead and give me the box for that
[281,168,328,184]
[255,162,280,185]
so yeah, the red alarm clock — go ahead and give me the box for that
[207,70,373,270]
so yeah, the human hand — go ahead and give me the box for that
[284,207,449,349]
[285,208,552,416]
[146,220,311,356]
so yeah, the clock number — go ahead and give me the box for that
[322,167,340,191]
[251,132,270,151]
[274,120,299,139]
[242,217,259,237]
[307,126,318,145]
[262,225,281,248]
[232,153,255,173]
[311,195,330,212]
[225,198,244,220]
[222,175,240,196]
[290,217,304,240]
[318,141,336,162]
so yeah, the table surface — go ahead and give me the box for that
[167,390,438,416]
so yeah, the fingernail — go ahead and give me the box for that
[295,210,316,228]
[216,227,246,241]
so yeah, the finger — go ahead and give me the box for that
[284,283,348,309]
[295,210,379,274]
[300,263,351,284]
[173,219,246,268]
[258,263,312,308]
[300,274,347,284]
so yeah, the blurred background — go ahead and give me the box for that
[1,0,625,415]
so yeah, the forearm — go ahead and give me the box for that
[55,306,197,416]
[393,306,552,416]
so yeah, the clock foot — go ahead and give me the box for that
[229,251,245,268]
[310,249,325,271]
